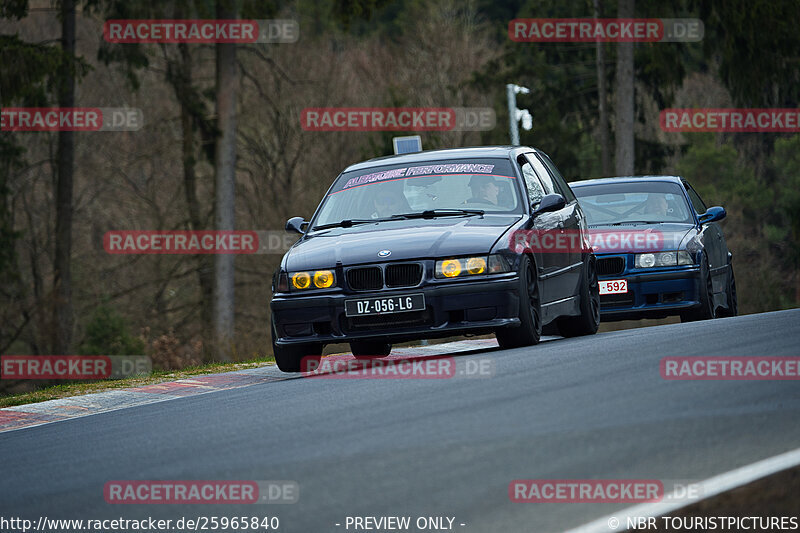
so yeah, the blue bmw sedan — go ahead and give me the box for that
[570,176,737,323]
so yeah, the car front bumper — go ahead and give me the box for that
[598,266,702,321]
[270,275,521,345]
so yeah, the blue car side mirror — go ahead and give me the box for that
[698,206,726,224]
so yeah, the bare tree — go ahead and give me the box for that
[53,0,76,354]
[614,0,635,176]
[594,0,611,176]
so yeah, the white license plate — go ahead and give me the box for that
[344,293,425,317]
[599,279,628,295]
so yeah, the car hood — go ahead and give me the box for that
[587,222,696,254]
[284,215,521,270]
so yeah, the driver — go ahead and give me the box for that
[645,194,669,218]
[466,175,501,205]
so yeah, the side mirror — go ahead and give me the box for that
[532,193,566,217]
[698,206,726,224]
[285,216,307,234]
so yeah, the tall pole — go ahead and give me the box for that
[507,84,519,145]
[213,0,238,360]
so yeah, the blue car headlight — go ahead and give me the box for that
[635,251,693,268]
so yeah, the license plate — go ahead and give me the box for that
[345,294,425,317]
[599,279,628,295]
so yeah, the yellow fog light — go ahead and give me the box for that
[314,270,334,288]
[291,272,311,289]
[441,259,462,278]
[466,257,486,275]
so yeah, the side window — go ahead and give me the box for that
[525,154,557,196]
[685,183,708,214]
[538,153,576,203]
[520,161,545,205]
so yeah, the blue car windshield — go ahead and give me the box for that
[312,158,522,229]
[572,181,693,225]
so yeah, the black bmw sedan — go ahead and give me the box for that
[270,146,599,372]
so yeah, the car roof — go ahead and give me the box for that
[343,146,538,172]
[569,175,685,187]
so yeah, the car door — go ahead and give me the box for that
[523,153,575,303]
[517,155,560,305]
[536,152,585,297]
[684,180,726,293]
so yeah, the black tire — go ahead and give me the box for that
[718,263,738,317]
[680,253,716,322]
[350,340,392,359]
[271,318,322,372]
[556,257,600,337]
[496,254,542,349]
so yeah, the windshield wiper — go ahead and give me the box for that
[312,218,384,230]
[606,220,664,226]
[312,209,485,230]
[392,209,485,219]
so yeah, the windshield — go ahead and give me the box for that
[573,181,694,225]
[312,158,521,229]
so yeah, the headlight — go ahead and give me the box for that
[437,259,462,278]
[290,270,336,290]
[466,257,486,275]
[435,256,495,279]
[635,251,694,268]
[313,270,334,288]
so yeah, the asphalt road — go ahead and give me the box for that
[2,309,800,533]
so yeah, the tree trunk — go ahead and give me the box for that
[174,43,214,358]
[614,0,635,176]
[213,0,238,361]
[53,0,75,354]
[594,0,611,176]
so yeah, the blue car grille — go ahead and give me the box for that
[597,257,625,276]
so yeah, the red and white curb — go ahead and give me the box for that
[0,338,499,433]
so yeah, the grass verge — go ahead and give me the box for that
[0,356,275,409]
